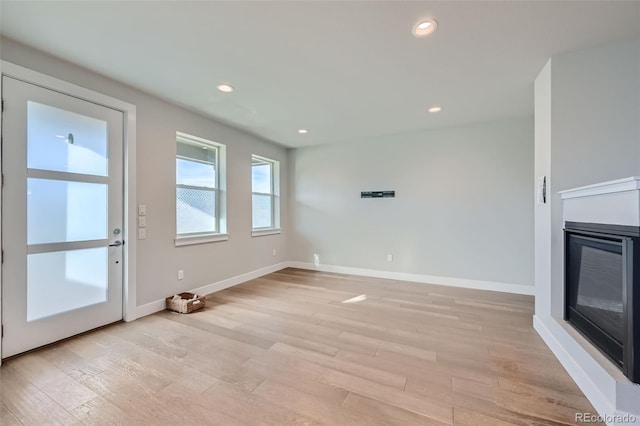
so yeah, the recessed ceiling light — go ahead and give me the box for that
[298,129,308,134]
[412,19,438,37]
[217,84,234,93]
[202,146,208,150]
[428,106,442,113]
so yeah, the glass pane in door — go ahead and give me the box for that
[27,101,108,176]
[27,247,108,321]
[27,178,108,244]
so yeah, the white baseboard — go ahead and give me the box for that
[287,261,535,295]
[533,315,639,425]
[134,262,289,319]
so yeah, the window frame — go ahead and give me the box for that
[251,154,280,236]
[175,132,227,246]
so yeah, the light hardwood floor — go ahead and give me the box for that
[1,268,602,425]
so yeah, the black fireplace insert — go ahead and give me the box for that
[564,222,640,383]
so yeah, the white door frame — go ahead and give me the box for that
[0,61,138,364]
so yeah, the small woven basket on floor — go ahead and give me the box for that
[166,292,206,314]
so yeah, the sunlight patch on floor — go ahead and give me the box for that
[342,294,367,304]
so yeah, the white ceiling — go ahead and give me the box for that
[2,1,639,148]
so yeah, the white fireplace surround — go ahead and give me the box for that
[561,177,640,226]
[538,177,640,423]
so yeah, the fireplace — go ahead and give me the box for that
[564,221,640,383]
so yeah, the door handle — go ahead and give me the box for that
[109,240,123,247]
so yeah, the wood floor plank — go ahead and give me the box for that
[408,374,572,426]
[241,357,350,406]
[253,380,385,426]
[452,377,495,402]
[453,407,522,426]
[1,402,22,426]
[142,314,268,361]
[343,392,450,426]
[92,334,219,393]
[0,364,81,425]
[9,354,98,411]
[69,396,130,426]
[336,350,453,389]
[201,380,321,426]
[164,311,275,349]
[103,318,266,392]
[37,346,107,384]
[77,368,184,424]
[208,295,323,326]
[0,268,602,425]
[268,342,408,389]
[495,377,601,425]
[154,382,248,426]
[339,331,438,361]
[320,367,454,425]
[234,323,341,356]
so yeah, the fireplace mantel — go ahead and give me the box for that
[560,176,640,199]
[560,177,640,227]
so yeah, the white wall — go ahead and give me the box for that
[549,39,640,318]
[534,39,640,421]
[0,37,289,308]
[534,60,552,319]
[290,118,534,290]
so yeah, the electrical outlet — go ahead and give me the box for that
[387,254,393,262]
[177,269,184,280]
[272,249,277,256]
[138,228,146,239]
[314,253,320,268]
[138,216,146,227]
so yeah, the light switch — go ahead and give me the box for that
[138,228,146,239]
[138,204,146,216]
[138,216,146,227]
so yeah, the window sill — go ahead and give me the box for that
[175,233,229,247]
[251,228,281,237]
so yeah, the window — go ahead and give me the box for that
[252,155,280,235]
[175,132,227,245]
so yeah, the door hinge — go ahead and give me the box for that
[1,325,3,338]
[1,99,4,112]
[1,249,3,263]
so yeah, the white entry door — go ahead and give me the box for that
[2,76,124,358]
